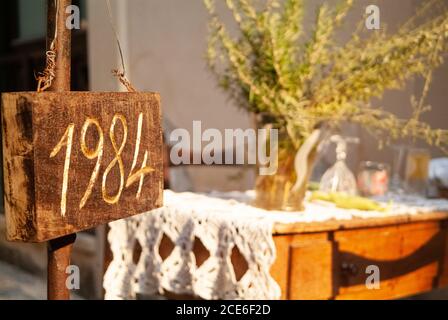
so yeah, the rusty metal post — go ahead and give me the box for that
[46,0,75,300]
[48,234,76,300]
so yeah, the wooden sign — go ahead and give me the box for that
[1,92,163,242]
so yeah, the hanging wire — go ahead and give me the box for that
[105,0,136,92]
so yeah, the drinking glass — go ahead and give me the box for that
[390,145,408,194]
[357,161,390,197]
[404,147,430,196]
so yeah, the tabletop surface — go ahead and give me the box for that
[203,191,448,235]
[272,210,448,235]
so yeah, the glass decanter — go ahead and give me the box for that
[319,135,359,195]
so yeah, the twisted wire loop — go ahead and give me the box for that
[112,69,137,93]
[36,0,59,93]
[36,45,57,92]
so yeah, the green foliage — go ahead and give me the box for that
[204,0,448,151]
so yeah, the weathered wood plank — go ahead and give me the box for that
[2,92,164,242]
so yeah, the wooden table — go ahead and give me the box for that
[107,193,448,300]
[268,211,448,299]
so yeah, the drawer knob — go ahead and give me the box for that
[341,262,359,276]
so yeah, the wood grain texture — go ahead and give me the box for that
[289,239,336,300]
[271,236,291,300]
[271,220,448,300]
[335,222,445,299]
[2,92,163,242]
[291,233,339,300]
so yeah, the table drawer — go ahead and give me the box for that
[335,221,446,299]
[285,221,448,300]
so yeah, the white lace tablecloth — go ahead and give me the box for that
[103,190,448,300]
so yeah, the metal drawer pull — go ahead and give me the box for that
[341,262,359,276]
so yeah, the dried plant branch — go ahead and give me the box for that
[204,0,448,151]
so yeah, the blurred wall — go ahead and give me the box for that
[87,0,448,192]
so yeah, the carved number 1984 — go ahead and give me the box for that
[50,112,154,217]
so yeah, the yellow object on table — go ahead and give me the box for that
[310,191,388,212]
